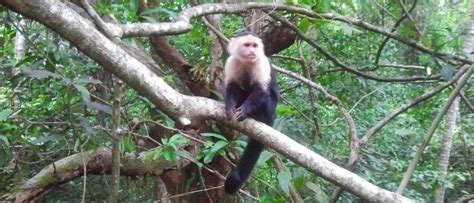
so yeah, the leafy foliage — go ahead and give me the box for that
[0,0,472,202]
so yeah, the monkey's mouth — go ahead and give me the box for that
[246,55,256,59]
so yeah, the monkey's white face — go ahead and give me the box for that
[225,34,271,87]
[228,35,265,63]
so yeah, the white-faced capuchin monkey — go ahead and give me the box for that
[224,31,279,194]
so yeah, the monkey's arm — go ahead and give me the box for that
[236,85,270,121]
[225,82,240,120]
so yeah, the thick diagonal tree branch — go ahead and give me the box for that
[1,1,412,202]
[8,147,173,202]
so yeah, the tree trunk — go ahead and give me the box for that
[433,97,459,203]
[434,1,474,201]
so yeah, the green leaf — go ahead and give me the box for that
[152,150,163,160]
[0,109,13,121]
[341,23,353,36]
[0,135,10,146]
[23,69,61,79]
[201,132,227,141]
[421,36,432,48]
[203,140,214,148]
[305,181,320,193]
[299,18,310,33]
[203,151,216,164]
[121,137,135,153]
[358,0,371,12]
[161,138,169,145]
[15,55,36,67]
[163,148,176,162]
[277,170,291,194]
[398,23,418,38]
[210,140,228,153]
[160,111,175,127]
[168,134,190,148]
[0,145,9,167]
[257,151,273,165]
[176,150,203,168]
[73,84,91,104]
[128,0,139,16]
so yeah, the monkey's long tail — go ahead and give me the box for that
[224,139,264,194]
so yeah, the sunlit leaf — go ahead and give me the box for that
[299,18,310,33]
[163,148,177,162]
[257,151,273,165]
[341,23,353,36]
[203,151,216,164]
[210,140,228,153]
[0,109,13,121]
[169,134,189,146]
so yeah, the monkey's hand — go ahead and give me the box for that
[226,108,238,122]
[234,107,247,121]
[226,107,245,122]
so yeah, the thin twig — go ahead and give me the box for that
[360,65,470,144]
[397,66,473,194]
[270,13,441,82]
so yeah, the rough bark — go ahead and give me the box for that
[262,25,297,56]
[205,14,226,97]
[433,97,459,203]
[149,36,209,97]
[14,18,28,60]
[6,147,172,202]
[434,2,474,201]
[109,80,123,203]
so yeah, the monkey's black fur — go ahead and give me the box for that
[224,33,279,194]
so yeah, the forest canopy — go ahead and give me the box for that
[0,1,472,202]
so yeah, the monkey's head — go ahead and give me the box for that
[228,32,265,63]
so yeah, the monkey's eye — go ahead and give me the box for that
[243,43,252,47]
[252,43,258,48]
